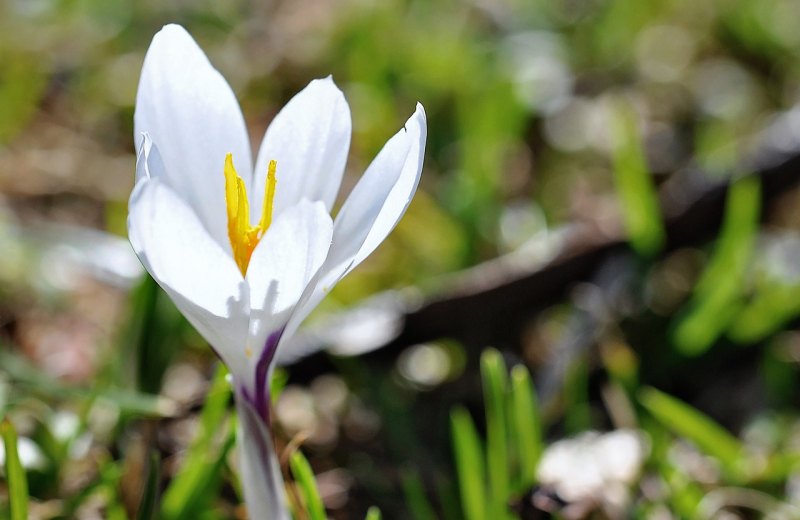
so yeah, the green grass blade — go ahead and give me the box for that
[480,349,510,518]
[400,469,437,520]
[270,367,289,404]
[0,349,176,418]
[611,101,666,257]
[120,276,184,394]
[99,389,177,418]
[136,451,161,520]
[672,176,760,355]
[639,387,744,478]
[434,473,464,520]
[60,458,128,519]
[104,471,130,520]
[1,420,28,520]
[563,355,590,434]
[166,427,235,520]
[290,450,327,520]
[365,506,382,520]
[728,282,800,344]
[450,406,486,520]
[161,364,232,520]
[510,365,542,489]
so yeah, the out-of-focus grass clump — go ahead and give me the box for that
[2,0,800,518]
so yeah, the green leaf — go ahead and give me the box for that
[433,474,463,520]
[99,389,178,418]
[510,365,541,490]
[136,451,161,520]
[290,450,327,520]
[120,276,185,394]
[563,355,590,434]
[160,365,233,520]
[60,457,127,519]
[0,349,176,418]
[611,100,666,257]
[270,368,289,404]
[450,406,486,520]
[365,506,382,520]
[660,460,706,520]
[400,469,437,520]
[639,387,744,479]
[1,420,28,520]
[728,281,800,344]
[100,459,130,520]
[672,176,760,355]
[480,349,510,518]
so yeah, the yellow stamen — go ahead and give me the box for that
[260,159,277,230]
[224,154,278,276]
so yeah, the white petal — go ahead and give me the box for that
[134,24,251,251]
[276,104,426,358]
[245,200,332,365]
[127,176,250,380]
[330,102,426,270]
[252,77,351,220]
[235,394,290,520]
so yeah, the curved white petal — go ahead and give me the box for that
[331,102,426,269]
[127,175,250,380]
[276,104,426,357]
[134,24,251,251]
[252,77,351,220]
[245,200,332,367]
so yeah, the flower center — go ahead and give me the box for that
[224,153,277,276]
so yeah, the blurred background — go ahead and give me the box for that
[2,0,800,518]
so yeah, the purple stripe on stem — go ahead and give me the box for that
[246,327,284,426]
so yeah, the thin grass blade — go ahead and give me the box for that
[160,364,233,520]
[450,406,486,520]
[510,365,542,490]
[611,100,666,257]
[290,450,326,520]
[401,469,438,520]
[672,176,760,355]
[1,420,28,520]
[639,387,744,479]
[136,451,161,520]
[480,349,510,518]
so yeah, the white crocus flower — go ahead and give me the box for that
[128,24,426,519]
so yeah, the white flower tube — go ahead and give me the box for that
[128,24,426,519]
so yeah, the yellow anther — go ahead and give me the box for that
[224,154,278,276]
[260,160,277,230]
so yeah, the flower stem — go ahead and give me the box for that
[235,392,290,520]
